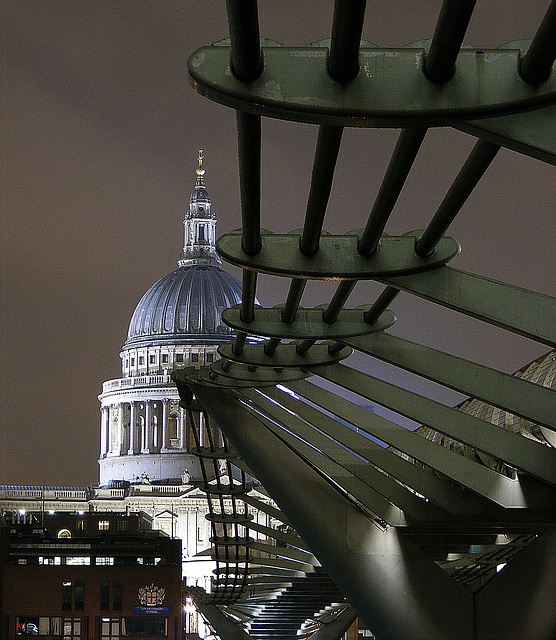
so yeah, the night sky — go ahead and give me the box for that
[2,1,555,487]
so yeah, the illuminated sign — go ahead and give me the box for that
[133,606,170,615]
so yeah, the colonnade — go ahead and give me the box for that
[99,399,213,458]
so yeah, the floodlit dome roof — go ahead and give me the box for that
[123,151,244,350]
[123,264,242,348]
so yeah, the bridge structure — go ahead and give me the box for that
[174,2,556,639]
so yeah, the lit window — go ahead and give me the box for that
[117,520,128,532]
[101,618,120,640]
[98,520,110,531]
[66,557,90,566]
[130,358,135,366]
[16,616,39,636]
[96,557,115,566]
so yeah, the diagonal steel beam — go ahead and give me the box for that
[187,379,474,640]
[379,266,556,347]
[285,379,530,507]
[311,363,556,486]
[245,388,447,522]
[343,332,556,433]
[260,384,494,515]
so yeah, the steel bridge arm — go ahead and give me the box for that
[188,378,474,640]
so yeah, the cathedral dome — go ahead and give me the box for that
[123,151,242,350]
[124,263,242,348]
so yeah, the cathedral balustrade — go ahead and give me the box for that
[101,374,173,394]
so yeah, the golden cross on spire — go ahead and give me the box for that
[196,149,206,186]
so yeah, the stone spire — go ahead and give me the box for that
[179,150,220,267]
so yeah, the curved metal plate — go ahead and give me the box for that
[222,307,396,339]
[217,234,460,279]
[197,370,278,388]
[191,446,239,459]
[202,484,252,496]
[209,360,308,383]
[206,513,253,524]
[218,341,353,368]
[188,45,556,127]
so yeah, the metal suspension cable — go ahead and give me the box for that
[236,112,262,256]
[520,0,556,85]
[358,128,427,255]
[328,0,367,83]
[415,140,500,257]
[423,0,478,83]
[296,281,357,356]
[226,0,263,81]
[363,286,400,325]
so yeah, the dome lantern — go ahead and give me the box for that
[122,152,243,353]
[179,149,220,267]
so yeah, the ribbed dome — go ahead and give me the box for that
[124,264,242,349]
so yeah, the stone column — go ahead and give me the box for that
[128,402,136,455]
[100,407,109,458]
[179,408,186,451]
[108,405,116,454]
[143,401,152,454]
[161,399,169,452]
[117,403,125,454]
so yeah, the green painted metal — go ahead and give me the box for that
[188,2,556,635]
[285,379,529,508]
[188,379,474,640]
[260,384,493,516]
[458,106,556,165]
[217,233,460,279]
[218,341,352,368]
[248,541,319,565]
[243,388,447,523]
[247,520,311,552]
[343,332,556,433]
[196,370,278,387]
[241,392,408,526]
[312,363,556,487]
[208,359,308,383]
[240,556,317,574]
[188,45,556,127]
[222,306,395,340]
[381,266,556,347]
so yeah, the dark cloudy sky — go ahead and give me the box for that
[2,1,555,487]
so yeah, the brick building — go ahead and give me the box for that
[1,511,183,640]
